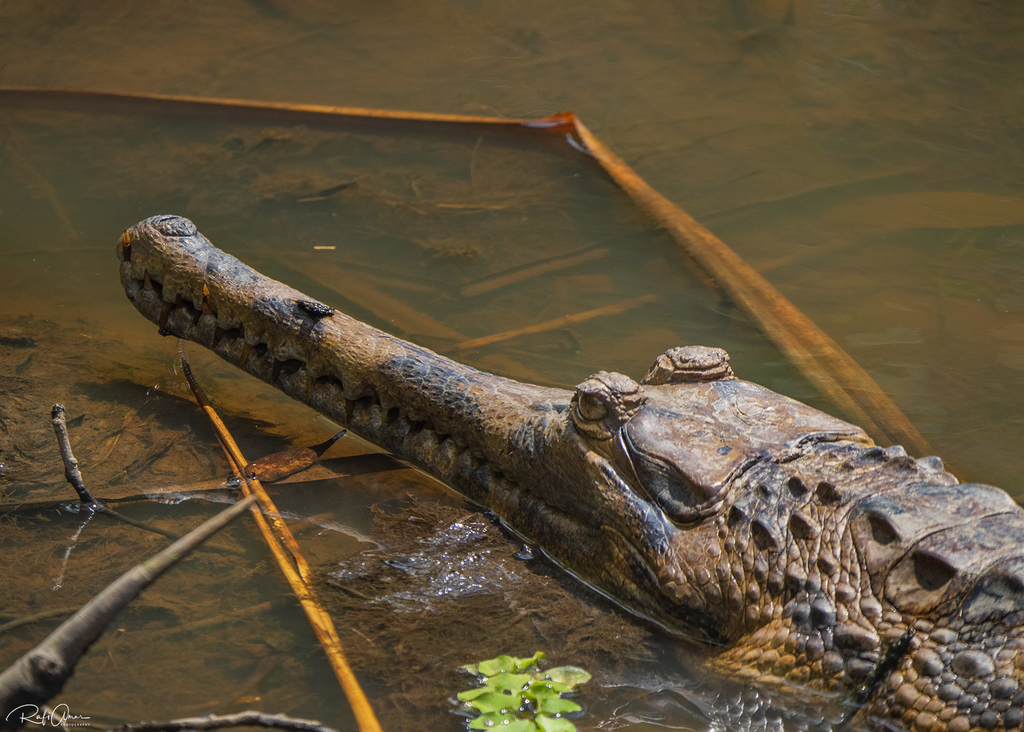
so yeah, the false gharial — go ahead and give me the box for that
[119,214,1024,732]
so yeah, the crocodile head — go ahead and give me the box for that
[119,215,1024,730]
[524,345,871,642]
[561,348,1024,731]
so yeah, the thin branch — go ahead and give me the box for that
[277,253,465,341]
[0,608,79,636]
[51,405,188,545]
[1,447,391,516]
[4,136,79,243]
[51,406,98,507]
[460,246,610,297]
[0,493,259,730]
[117,711,340,732]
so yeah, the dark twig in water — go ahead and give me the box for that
[0,492,259,731]
[51,405,184,544]
[51,405,99,507]
[115,711,340,732]
[206,656,282,715]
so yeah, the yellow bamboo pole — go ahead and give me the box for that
[0,86,528,127]
[178,351,383,732]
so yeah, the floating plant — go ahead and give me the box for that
[457,652,591,731]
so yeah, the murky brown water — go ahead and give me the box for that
[2,1,1024,730]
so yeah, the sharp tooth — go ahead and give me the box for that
[144,271,153,289]
[306,374,315,402]
[238,342,252,368]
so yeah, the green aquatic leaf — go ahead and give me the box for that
[459,653,586,732]
[543,667,591,689]
[487,672,532,694]
[468,652,547,678]
[535,696,582,716]
[477,655,519,676]
[527,679,572,695]
[514,651,546,671]
[536,715,577,732]
[523,685,562,710]
[466,690,523,715]
[469,711,514,729]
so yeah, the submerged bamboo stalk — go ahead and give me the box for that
[282,253,466,341]
[460,247,610,297]
[456,294,656,351]
[178,351,383,732]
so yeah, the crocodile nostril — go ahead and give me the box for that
[153,215,197,238]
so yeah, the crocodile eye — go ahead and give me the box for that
[571,371,645,441]
[576,393,607,421]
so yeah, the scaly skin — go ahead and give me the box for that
[119,215,1024,731]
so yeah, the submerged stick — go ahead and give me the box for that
[455,294,656,350]
[0,493,258,731]
[3,138,79,243]
[0,609,79,637]
[0,85,928,452]
[280,254,466,341]
[177,348,382,732]
[460,247,610,297]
